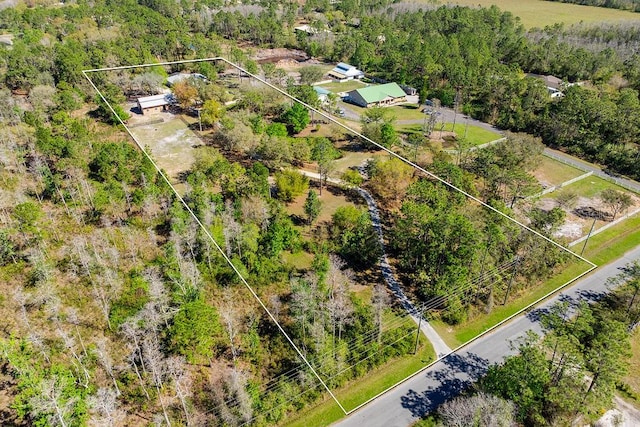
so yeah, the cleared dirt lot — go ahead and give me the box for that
[128,111,204,182]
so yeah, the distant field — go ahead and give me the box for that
[440,0,640,28]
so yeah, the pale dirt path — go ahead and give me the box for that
[298,169,452,358]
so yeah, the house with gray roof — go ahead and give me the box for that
[346,83,407,108]
[136,94,173,115]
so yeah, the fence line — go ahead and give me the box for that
[568,207,640,247]
[527,171,593,200]
[543,151,640,195]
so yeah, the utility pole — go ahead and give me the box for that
[503,257,521,305]
[580,217,598,256]
[414,304,424,354]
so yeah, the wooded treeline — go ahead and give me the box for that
[3,0,640,179]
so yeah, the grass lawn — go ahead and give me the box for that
[622,330,640,402]
[438,122,501,146]
[396,123,500,147]
[281,250,314,271]
[552,175,631,199]
[283,338,435,427]
[433,211,640,348]
[331,148,388,175]
[317,80,368,94]
[387,104,427,121]
[438,0,640,29]
[532,156,585,188]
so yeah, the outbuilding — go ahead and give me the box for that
[136,94,171,115]
[328,63,364,82]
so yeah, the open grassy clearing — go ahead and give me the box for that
[287,184,364,226]
[553,174,632,199]
[396,123,500,147]
[317,80,369,94]
[623,330,640,402]
[532,156,585,188]
[331,146,388,175]
[433,211,640,348]
[128,113,203,181]
[437,122,502,145]
[386,104,428,121]
[283,337,435,427]
[438,0,640,28]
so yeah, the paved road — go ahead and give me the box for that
[335,244,640,427]
[298,169,452,357]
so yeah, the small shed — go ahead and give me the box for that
[137,94,171,115]
[313,86,331,104]
[328,63,364,81]
[346,83,406,108]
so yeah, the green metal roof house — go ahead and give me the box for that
[346,83,407,108]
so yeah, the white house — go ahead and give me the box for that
[328,63,364,82]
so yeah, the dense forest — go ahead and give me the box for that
[1,0,640,425]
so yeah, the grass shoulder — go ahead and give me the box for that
[282,339,435,427]
[433,212,640,348]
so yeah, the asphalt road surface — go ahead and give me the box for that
[335,244,640,427]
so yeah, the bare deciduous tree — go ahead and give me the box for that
[88,387,125,427]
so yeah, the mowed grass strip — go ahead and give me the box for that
[552,174,633,199]
[432,211,640,348]
[623,330,640,400]
[532,156,585,187]
[282,339,435,427]
[397,123,501,147]
[438,0,640,28]
[439,122,502,146]
[317,80,369,94]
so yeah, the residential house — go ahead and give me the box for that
[528,73,564,98]
[328,63,364,82]
[346,83,407,108]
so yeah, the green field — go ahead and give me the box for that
[396,123,501,147]
[441,0,640,28]
[623,330,640,402]
[317,80,368,94]
[532,156,585,187]
[551,174,632,199]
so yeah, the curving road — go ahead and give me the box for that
[334,245,640,427]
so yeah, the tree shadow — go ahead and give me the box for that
[400,351,489,418]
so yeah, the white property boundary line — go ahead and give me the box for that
[83,57,597,417]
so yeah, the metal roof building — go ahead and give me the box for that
[346,83,407,108]
[327,63,364,81]
[136,94,172,115]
